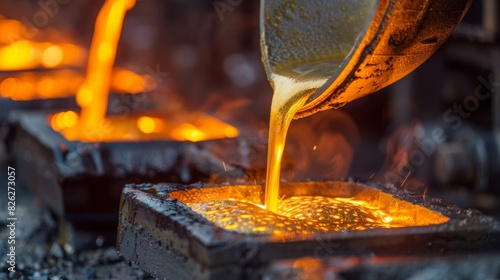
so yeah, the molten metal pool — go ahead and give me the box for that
[170,183,448,235]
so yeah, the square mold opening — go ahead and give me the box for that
[6,110,246,241]
[170,181,448,234]
[117,181,500,280]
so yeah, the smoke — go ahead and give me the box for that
[377,121,429,196]
[282,109,360,181]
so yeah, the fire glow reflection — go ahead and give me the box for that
[0,16,86,71]
[0,41,85,71]
[34,0,239,143]
[0,68,147,100]
[49,111,239,142]
[170,183,449,236]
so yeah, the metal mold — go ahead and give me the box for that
[117,181,500,279]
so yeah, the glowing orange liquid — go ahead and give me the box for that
[0,68,146,101]
[76,0,136,131]
[176,184,449,236]
[49,0,242,143]
[50,111,239,142]
[265,61,341,212]
[0,17,85,71]
[189,196,399,235]
[265,75,314,212]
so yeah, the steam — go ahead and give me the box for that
[377,121,429,196]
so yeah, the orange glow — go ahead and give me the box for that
[76,84,92,107]
[98,42,113,61]
[41,45,64,68]
[0,16,145,101]
[111,68,146,94]
[0,70,84,100]
[37,76,58,98]
[58,43,85,66]
[189,196,399,234]
[0,78,18,98]
[0,68,146,101]
[170,183,448,237]
[77,0,136,131]
[0,41,37,71]
[265,72,316,213]
[292,258,321,269]
[137,116,156,134]
[171,183,449,236]
[137,116,164,134]
[0,19,24,44]
[1,74,37,101]
[172,123,206,142]
[50,111,79,130]
[0,17,85,71]
[62,111,79,128]
[18,80,36,100]
[0,40,85,71]
[50,112,239,143]
[224,126,239,138]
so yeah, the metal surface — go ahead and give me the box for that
[117,181,500,280]
[261,0,473,118]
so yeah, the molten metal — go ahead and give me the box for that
[170,182,448,236]
[49,111,239,142]
[77,0,136,131]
